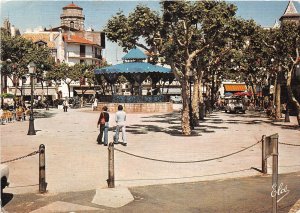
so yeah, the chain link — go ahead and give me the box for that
[1,150,39,164]
[114,140,262,164]
[279,142,300,147]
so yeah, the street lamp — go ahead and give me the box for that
[188,70,194,130]
[27,62,36,135]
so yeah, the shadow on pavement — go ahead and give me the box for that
[1,193,13,207]
[33,111,57,119]
[136,111,299,136]
[126,124,202,136]
[116,168,254,182]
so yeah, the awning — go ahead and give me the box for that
[224,84,247,92]
[74,90,95,95]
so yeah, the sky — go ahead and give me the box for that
[1,0,300,64]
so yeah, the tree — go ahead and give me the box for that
[1,29,53,105]
[104,1,258,135]
[48,63,81,98]
[1,29,32,105]
[76,63,96,97]
[270,23,300,125]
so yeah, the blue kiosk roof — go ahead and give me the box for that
[95,62,171,74]
[122,48,148,60]
[95,48,171,74]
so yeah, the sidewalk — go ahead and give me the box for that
[2,172,300,213]
[1,107,300,210]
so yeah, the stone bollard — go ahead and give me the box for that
[262,135,267,174]
[107,142,115,188]
[39,144,47,193]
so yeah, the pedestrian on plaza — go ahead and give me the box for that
[114,105,127,146]
[97,106,109,146]
[22,104,27,121]
[63,99,68,112]
[93,98,98,111]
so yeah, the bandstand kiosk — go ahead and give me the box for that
[94,48,174,113]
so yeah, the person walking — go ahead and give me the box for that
[63,100,69,112]
[97,106,109,146]
[114,105,127,146]
[93,98,98,111]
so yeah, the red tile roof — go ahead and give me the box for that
[63,3,81,9]
[224,84,247,92]
[23,33,56,48]
[63,34,96,45]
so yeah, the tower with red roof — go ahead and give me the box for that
[60,1,85,31]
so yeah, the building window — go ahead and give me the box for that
[70,21,74,29]
[80,45,85,57]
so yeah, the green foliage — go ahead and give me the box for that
[0,93,15,98]
[1,29,54,83]
[104,5,161,52]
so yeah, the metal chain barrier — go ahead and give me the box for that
[1,150,39,164]
[114,139,262,164]
[279,142,300,147]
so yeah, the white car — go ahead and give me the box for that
[170,96,182,103]
[224,98,246,114]
[1,164,9,195]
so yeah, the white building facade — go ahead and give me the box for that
[7,2,105,101]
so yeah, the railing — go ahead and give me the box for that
[99,95,170,103]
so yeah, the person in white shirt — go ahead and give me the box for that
[114,105,127,146]
[93,98,98,111]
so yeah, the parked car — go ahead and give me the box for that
[170,95,182,104]
[224,97,246,114]
[1,164,9,196]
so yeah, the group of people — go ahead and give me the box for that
[0,103,28,124]
[97,104,127,146]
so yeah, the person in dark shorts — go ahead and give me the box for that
[97,106,109,146]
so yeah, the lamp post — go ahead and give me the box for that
[27,62,36,135]
[188,70,194,130]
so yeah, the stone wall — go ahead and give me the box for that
[96,102,173,113]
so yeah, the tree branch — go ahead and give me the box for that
[189,44,210,61]
[262,40,276,51]
[135,43,151,52]
[171,24,185,47]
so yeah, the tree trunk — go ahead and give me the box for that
[13,77,19,108]
[250,82,257,106]
[67,84,71,98]
[206,84,211,115]
[198,77,205,120]
[181,74,191,135]
[41,81,44,102]
[192,74,199,126]
[286,66,300,126]
[210,69,215,110]
[275,75,281,121]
